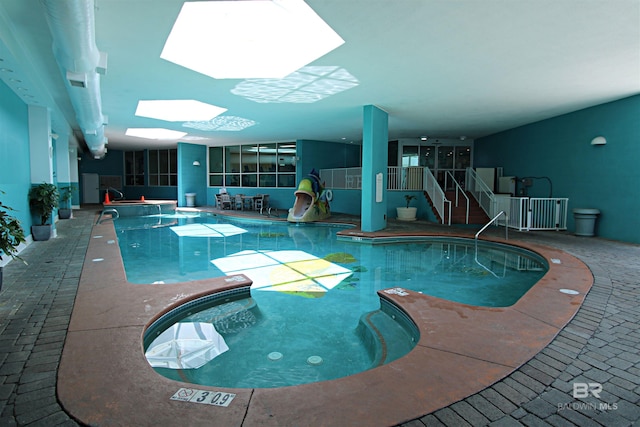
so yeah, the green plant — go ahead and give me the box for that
[404,194,417,208]
[0,191,26,263]
[59,185,77,209]
[29,183,59,225]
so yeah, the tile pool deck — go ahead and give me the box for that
[0,207,639,426]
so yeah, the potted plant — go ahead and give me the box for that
[1,192,27,290]
[58,185,76,219]
[396,194,417,221]
[29,183,59,241]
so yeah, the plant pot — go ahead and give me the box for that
[31,225,52,241]
[396,207,417,221]
[59,208,72,219]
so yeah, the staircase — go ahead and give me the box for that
[424,191,490,225]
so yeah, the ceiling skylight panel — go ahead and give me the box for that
[135,100,227,122]
[160,0,345,79]
[125,128,187,140]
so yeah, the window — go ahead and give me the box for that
[148,149,177,186]
[208,143,296,188]
[124,151,145,186]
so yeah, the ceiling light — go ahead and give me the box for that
[161,0,344,79]
[126,128,187,140]
[135,100,227,122]
[420,136,428,141]
[590,136,607,146]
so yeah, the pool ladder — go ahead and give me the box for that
[96,208,119,225]
[475,211,508,241]
[474,211,508,278]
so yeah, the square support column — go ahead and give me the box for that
[361,105,388,232]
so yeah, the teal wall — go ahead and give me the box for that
[475,94,640,243]
[298,139,361,214]
[177,143,207,207]
[0,79,33,244]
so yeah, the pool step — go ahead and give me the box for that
[185,298,261,334]
[356,309,417,368]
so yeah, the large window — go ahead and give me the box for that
[124,151,145,186]
[148,149,177,186]
[208,143,296,188]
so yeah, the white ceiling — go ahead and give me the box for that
[0,0,638,152]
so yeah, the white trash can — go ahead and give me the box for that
[185,193,196,207]
[573,208,600,236]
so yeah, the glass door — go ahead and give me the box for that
[400,144,472,190]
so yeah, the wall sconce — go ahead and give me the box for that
[590,136,607,146]
[192,160,201,166]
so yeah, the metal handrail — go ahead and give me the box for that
[423,167,451,225]
[475,210,508,241]
[107,187,124,201]
[96,208,119,225]
[445,171,469,224]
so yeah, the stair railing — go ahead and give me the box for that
[423,167,451,225]
[466,168,495,218]
[445,171,469,224]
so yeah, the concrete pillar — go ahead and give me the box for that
[28,105,54,184]
[361,105,388,232]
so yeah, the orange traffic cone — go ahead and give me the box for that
[104,192,111,204]
[141,196,145,201]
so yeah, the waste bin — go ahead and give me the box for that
[185,193,196,207]
[573,208,600,237]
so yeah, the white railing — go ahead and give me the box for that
[445,171,469,224]
[388,166,423,190]
[501,197,569,231]
[424,167,451,225]
[320,167,423,190]
[466,167,495,217]
[319,167,362,189]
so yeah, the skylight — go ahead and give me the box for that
[183,115,257,132]
[231,66,359,103]
[125,128,187,140]
[160,0,345,79]
[135,100,227,122]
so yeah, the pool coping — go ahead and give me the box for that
[57,214,593,426]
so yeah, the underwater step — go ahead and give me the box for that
[356,308,417,368]
[185,298,261,334]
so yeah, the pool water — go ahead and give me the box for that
[117,213,547,388]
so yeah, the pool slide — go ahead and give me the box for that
[287,169,331,223]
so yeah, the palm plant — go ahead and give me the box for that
[29,183,59,225]
[0,192,26,263]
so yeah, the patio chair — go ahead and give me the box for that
[255,194,270,214]
[217,194,232,210]
[234,194,243,210]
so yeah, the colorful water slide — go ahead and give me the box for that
[287,169,331,223]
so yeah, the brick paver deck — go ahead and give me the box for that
[1,208,638,426]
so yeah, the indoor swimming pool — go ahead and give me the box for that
[114,212,547,388]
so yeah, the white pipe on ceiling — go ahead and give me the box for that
[42,0,107,159]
